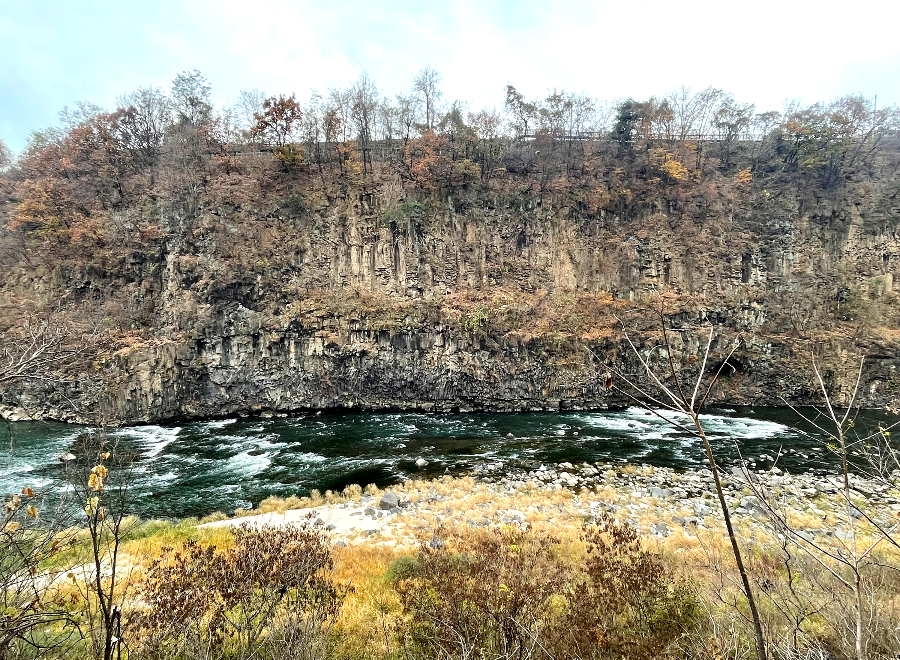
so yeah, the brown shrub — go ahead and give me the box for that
[131,523,349,660]
[392,516,695,660]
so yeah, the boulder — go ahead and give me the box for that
[379,491,400,510]
[739,496,766,514]
[693,503,714,517]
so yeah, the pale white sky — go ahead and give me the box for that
[2,0,898,152]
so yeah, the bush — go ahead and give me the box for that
[393,526,570,660]
[559,514,697,659]
[131,523,350,660]
[392,517,695,660]
[1,488,78,659]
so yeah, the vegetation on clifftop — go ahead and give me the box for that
[2,70,898,322]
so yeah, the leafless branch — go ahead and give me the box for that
[0,319,93,385]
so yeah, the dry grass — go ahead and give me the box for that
[106,471,900,659]
[234,483,367,517]
[329,544,405,659]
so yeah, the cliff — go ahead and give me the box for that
[1,110,899,424]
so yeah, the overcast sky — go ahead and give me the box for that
[2,0,899,153]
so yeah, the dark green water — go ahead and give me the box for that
[1,407,892,520]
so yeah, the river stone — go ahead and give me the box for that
[739,496,765,514]
[379,491,400,510]
[694,503,714,517]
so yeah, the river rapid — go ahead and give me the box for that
[1,407,892,520]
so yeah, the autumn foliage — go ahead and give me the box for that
[246,93,306,170]
[0,71,897,356]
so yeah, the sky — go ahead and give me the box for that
[2,0,899,153]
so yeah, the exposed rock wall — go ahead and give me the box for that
[2,185,899,425]
[275,188,900,302]
[3,304,898,425]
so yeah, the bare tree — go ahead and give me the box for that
[0,320,83,385]
[58,101,105,132]
[749,110,782,169]
[170,69,212,126]
[743,355,900,660]
[1,485,80,659]
[666,86,723,142]
[0,319,92,658]
[714,96,755,169]
[413,65,443,131]
[663,86,728,168]
[0,139,11,171]
[469,107,504,180]
[504,84,536,137]
[352,71,380,174]
[234,87,267,135]
[610,307,768,660]
[66,433,139,660]
[395,93,421,142]
[326,86,354,144]
[116,86,172,168]
[592,99,618,137]
[300,91,326,169]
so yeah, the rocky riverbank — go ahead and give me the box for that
[207,458,900,549]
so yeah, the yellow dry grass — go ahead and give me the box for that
[108,470,900,659]
[330,544,405,659]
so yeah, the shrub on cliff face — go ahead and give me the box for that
[391,518,695,660]
[131,523,349,660]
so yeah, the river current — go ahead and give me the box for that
[1,407,891,520]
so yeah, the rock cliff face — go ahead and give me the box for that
[277,184,900,298]
[3,289,899,426]
[2,164,900,424]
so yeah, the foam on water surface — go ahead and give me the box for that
[2,406,880,519]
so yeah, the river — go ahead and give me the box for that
[1,407,893,520]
